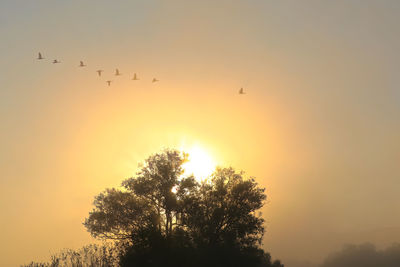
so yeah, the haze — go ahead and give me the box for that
[0,1,399,266]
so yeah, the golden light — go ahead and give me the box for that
[182,145,216,181]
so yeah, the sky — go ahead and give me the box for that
[0,0,399,266]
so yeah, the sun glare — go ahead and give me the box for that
[182,146,216,181]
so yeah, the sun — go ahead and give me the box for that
[182,146,216,181]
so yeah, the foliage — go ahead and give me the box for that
[83,149,283,266]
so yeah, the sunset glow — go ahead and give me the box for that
[182,146,216,181]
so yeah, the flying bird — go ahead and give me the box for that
[37,53,44,60]
[132,73,139,80]
[79,61,86,67]
[239,88,245,94]
[115,69,121,76]
[106,80,112,86]
[96,70,103,77]
[152,78,159,83]
[52,59,61,64]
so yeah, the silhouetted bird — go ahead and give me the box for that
[132,73,139,80]
[52,59,60,64]
[106,80,112,86]
[152,78,159,83]
[115,69,121,76]
[79,61,86,67]
[96,70,103,77]
[37,53,44,60]
[239,88,245,94]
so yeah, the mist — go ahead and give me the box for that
[321,243,400,267]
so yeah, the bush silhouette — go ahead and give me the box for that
[21,243,119,267]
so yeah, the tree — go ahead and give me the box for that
[84,149,283,267]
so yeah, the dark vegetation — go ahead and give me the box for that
[21,243,119,267]
[22,149,283,267]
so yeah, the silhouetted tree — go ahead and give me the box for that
[84,149,283,267]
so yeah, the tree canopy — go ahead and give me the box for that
[84,149,283,267]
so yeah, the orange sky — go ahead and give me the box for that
[1,1,400,266]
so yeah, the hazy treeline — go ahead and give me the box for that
[320,243,400,267]
[23,242,400,267]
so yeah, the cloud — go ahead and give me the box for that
[321,243,400,267]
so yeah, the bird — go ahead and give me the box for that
[152,78,159,83]
[96,70,103,77]
[115,69,121,76]
[132,73,139,80]
[37,52,44,60]
[52,59,61,64]
[106,80,112,86]
[239,88,245,94]
[79,61,86,67]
